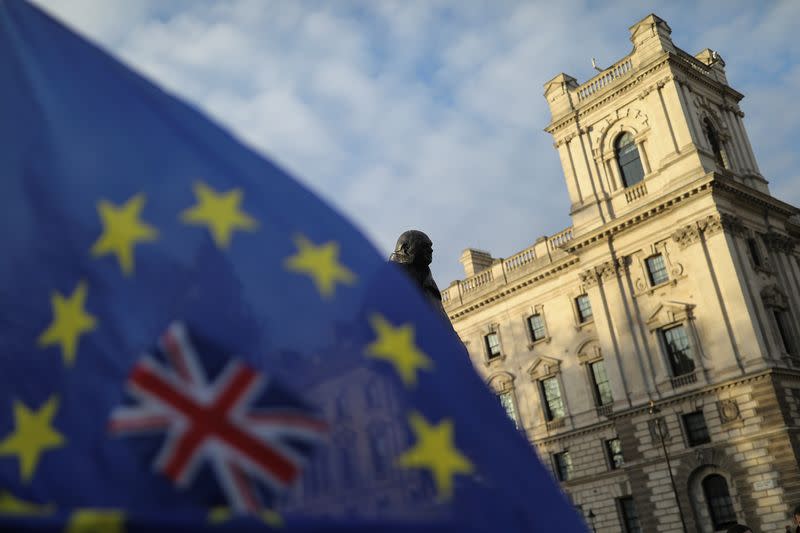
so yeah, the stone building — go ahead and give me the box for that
[441,14,800,533]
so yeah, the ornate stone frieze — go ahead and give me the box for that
[671,214,729,249]
[579,269,600,288]
[672,224,702,249]
[763,232,796,254]
[580,256,630,287]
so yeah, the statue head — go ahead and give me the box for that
[390,230,433,267]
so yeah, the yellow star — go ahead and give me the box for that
[208,507,283,527]
[396,412,474,500]
[37,281,97,366]
[365,314,432,386]
[0,492,54,516]
[180,182,257,248]
[66,509,125,533]
[91,193,158,275]
[284,235,356,298]
[0,396,65,483]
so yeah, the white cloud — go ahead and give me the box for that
[30,0,800,284]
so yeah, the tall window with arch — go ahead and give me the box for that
[703,118,727,169]
[702,474,737,530]
[615,132,645,187]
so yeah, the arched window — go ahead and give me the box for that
[702,474,737,529]
[615,132,645,187]
[704,118,727,169]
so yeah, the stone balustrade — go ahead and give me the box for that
[576,58,633,101]
[441,226,574,309]
[624,181,648,203]
[503,247,536,272]
[548,226,574,250]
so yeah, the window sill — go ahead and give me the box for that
[527,336,551,350]
[484,353,506,366]
[575,318,594,331]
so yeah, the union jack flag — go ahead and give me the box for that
[109,322,329,513]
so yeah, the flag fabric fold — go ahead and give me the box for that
[0,1,586,531]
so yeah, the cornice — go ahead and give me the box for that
[448,176,798,322]
[545,56,670,135]
[711,177,800,218]
[565,175,715,254]
[669,51,744,102]
[545,51,744,137]
[447,256,580,321]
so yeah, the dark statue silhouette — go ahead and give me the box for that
[389,230,447,319]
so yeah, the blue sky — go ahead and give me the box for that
[32,0,800,285]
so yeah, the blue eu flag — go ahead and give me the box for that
[0,1,586,531]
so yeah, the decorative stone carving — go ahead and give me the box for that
[670,262,684,277]
[718,213,745,237]
[672,224,702,249]
[528,355,562,380]
[579,269,600,288]
[763,232,796,254]
[716,399,740,424]
[488,372,515,394]
[761,285,788,310]
[582,256,631,287]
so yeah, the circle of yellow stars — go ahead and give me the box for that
[1,178,474,525]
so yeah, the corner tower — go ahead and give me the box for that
[544,14,767,237]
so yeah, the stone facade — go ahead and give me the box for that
[442,14,800,533]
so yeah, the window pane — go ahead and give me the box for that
[682,411,710,446]
[498,390,518,428]
[485,332,501,358]
[528,314,546,341]
[553,451,573,481]
[646,254,669,285]
[606,438,624,469]
[702,475,737,529]
[541,377,565,420]
[576,295,593,322]
[590,360,613,406]
[663,325,695,376]
[616,133,645,187]
[619,497,642,533]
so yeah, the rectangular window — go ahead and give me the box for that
[575,294,593,323]
[618,496,642,533]
[682,411,711,446]
[662,325,695,377]
[540,377,565,421]
[645,254,669,286]
[774,310,795,354]
[553,451,573,482]
[528,314,546,342]
[498,391,518,428]
[484,332,501,359]
[590,360,613,406]
[747,238,762,268]
[606,438,624,470]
